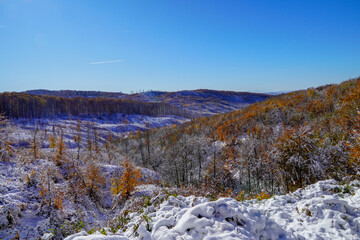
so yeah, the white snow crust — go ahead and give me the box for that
[65,179,360,240]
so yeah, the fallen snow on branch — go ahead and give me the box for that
[65,179,360,240]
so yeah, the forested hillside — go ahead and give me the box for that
[120,77,360,194]
[0,92,191,119]
[22,89,271,116]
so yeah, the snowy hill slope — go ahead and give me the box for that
[0,160,160,239]
[15,114,188,136]
[123,89,271,115]
[5,115,188,151]
[64,179,360,240]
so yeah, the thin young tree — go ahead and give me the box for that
[73,119,82,161]
[31,124,40,159]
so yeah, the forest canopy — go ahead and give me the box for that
[0,92,192,119]
[123,77,360,193]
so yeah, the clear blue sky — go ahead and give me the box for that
[0,0,359,93]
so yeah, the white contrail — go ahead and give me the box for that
[89,59,125,65]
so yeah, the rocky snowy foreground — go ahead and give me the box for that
[1,158,359,240]
[64,180,360,240]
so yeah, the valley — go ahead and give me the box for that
[2,1,359,239]
[1,78,360,239]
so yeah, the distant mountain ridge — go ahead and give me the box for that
[25,89,126,98]
[24,89,272,116]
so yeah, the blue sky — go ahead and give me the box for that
[0,0,359,93]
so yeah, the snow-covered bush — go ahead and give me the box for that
[0,203,21,229]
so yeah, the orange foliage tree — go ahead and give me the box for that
[84,161,106,200]
[54,135,66,166]
[111,160,142,199]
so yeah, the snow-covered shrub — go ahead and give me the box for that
[0,203,21,229]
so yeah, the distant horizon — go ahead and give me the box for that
[0,87,302,95]
[10,75,357,95]
[21,87,285,94]
[1,85,320,95]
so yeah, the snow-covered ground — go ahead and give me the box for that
[0,160,161,240]
[13,114,189,134]
[7,114,189,148]
[64,179,360,240]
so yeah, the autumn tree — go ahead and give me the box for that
[111,159,142,199]
[84,161,106,201]
[274,125,317,192]
[54,131,66,166]
[49,134,57,150]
